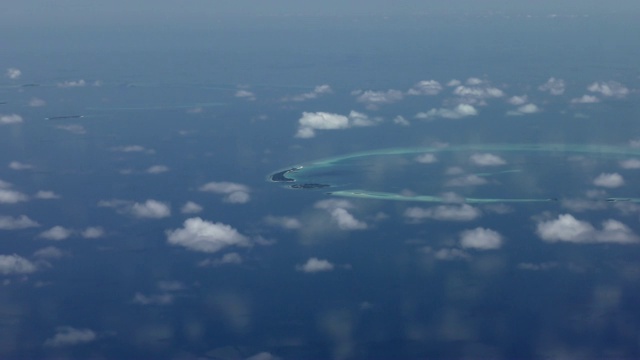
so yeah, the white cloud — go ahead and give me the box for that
[0,179,11,189]
[284,84,332,101]
[39,226,73,241]
[264,215,302,229]
[506,103,541,116]
[446,79,461,87]
[33,246,66,259]
[235,90,255,100]
[630,139,640,148]
[536,214,639,244]
[587,81,629,98]
[415,103,478,120]
[459,227,503,250]
[422,247,470,261]
[181,201,203,214]
[392,115,410,126]
[354,89,403,109]
[132,292,174,305]
[81,227,105,239]
[56,124,86,135]
[593,173,624,188]
[296,257,335,273]
[404,204,481,222]
[246,352,280,360]
[0,114,23,125]
[561,198,607,212]
[34,191,60,199]
[453,85,504,100]
[166,217,251,253]
[507,95,528,105]
[620,159,640,169]
[145,165,169,174]
[0,189,28,204]
[157,281,185,292]
[329,208,368,230]
[0,215,39,230]
[0,254,37,274]
[538,77,565,95]
[8,161,33,170]
[111,145,155,154]
[294,111,378,138]
[44,327,96,347]
[57,79,86,88]
[518,262,558,271]
[415,153,437,164]
[571,95,600,104]
[407,80,442,96]
[29,98,46,107]
[314,199,367,230]
[469,153,506,166]
[130,200,171,218]
[5,68,21,79]
[199,181,250,203]
[445,174,488,187]
[466,77,484,85]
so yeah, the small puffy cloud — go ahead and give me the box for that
[0,215,39,230]
[34,191,60,199]
[407,80,442,96]
[415,153,437,164]
[235,90,255,101]
[181,201,203,214]
[587,81,629,98]
[295,111,378,138]
[44,327,96,347]
[453,85,504,100]
[354,89,403,109]
[111,145,154,154]
[538,77,565,95]
[571,95,600,104]
[518,262,558,271]
[593,173,624,188]
[422,246,470,261]
[536,214,639,244]
[0,189,29,204]
[39,226,73,241]
[446,79,461,87]
[246,352,281,360]
[296,257,335,273]
[404,204,481,222]
[416,103,478,120]
[469,153,506,166]
[0,114,23,125]
[157,281,185,292]
[57,79,86,88]
[506,103,541,116]
[101,199,171,219]
[81,227,105,239]
[392,115,410,126]
[166,217,251,253]
[507,95,528,106]
[199,181,250,204]
[145,165,169,174]
[264,215,302,229]
[466,77,484,85]
[284,84,332,102]
[620,159,640,169]
[33,246,66,259]
[132,292,174,305]
[5,68,21,79]
[0,254,37,274]
[130,200,171,218]
[445,174,488,187]
[314,199,367,230]
[29,98,46,107]
[56,124,86,135]
[329,208,367,230]
[459,227,503,250]
[9,161,33,170]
